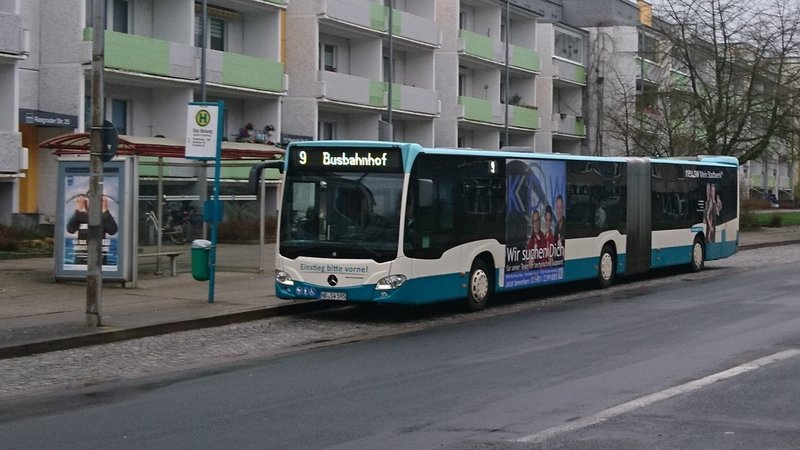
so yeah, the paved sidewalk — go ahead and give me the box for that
[2,227,800,360]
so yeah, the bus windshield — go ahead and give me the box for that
[279,170,404,262]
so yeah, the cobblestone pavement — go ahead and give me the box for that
[2,244,798,400]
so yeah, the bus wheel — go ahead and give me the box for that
[690,236,705,272]
[597,244,616,289]
[465,259,491,312]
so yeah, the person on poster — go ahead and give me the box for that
[704,183,722,242]
[66,194,118,264]
[542,205,556,265]
[527,209,544,266]
[554,194,566,246]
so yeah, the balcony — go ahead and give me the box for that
[319,70,384,107]
[509,105,540,130]
[319,0,384,33]
[84,30,285,94]
[458,96,503,125]
[552,114,586,138]
[637,57,665,84]
[509,44,540,73]
[0,132,23,174]
[553,57,586,86]
[459,30,502,65]
[318,71,438,116]
[207,51,285,92]
[669,68,691,92]
[318,0,439,47]
[392,9,439,48]
[0,12,25,57]
[389,84,439,116]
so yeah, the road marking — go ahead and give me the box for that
[514,348,800,443]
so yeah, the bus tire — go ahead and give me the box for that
[690,236,705,272]
[465,259,492,312]
[597,244,616,289]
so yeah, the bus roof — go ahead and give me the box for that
[286,140,739,169]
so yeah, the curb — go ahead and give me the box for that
[2,239,798,361]
[738,239,800,251]
[0,300,340,361]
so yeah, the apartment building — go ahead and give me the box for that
[0,0,26,226]
[14,0,286,225]
[436,0,538,150]
[283,0,440,145]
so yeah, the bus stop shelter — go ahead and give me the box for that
[40,133,284,282]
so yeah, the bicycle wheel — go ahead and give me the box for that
[168,225,187,245]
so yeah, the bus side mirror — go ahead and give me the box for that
[249,161,284,194]
[417,178,434,208]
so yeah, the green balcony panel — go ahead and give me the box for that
[460,30,494,60]
[574,65,587,84]
[370,5,402,33]
[575,117,586,136]
[510,105,539,129]
[105,31,170,76]
[459,96,493,123]
[510,45,540,72]
[369,80,385,107]
[222,53,284,92]
[370,3,385,31]
[671,70,690,91]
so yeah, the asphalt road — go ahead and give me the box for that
[1,245,799,449]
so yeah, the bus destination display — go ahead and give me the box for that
[289,147,402,172]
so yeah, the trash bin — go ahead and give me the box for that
[191,239,211,281]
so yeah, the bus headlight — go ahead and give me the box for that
[275,270,294,286]
[376,274,407,290]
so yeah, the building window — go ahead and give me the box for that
[111,0,129,33]
[554,29,583,64]
[109,99,128,135]
[639,31,660,62]
[195,10,228,51]
[321,44,338,72]
[319,122,337,140]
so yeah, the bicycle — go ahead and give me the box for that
[145,202,188,245]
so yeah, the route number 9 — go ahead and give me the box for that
[298,150,307,165]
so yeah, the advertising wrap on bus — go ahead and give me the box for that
[504,159,567,288]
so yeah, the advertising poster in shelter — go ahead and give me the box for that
[504,159,567,288]
[55,160,129,281]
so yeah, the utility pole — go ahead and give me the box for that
[87,0,106,327]
[387,1,394,137]
[503,0,510,147]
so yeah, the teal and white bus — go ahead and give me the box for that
[250,141,739,311]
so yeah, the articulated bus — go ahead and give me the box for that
[250,141,739,311]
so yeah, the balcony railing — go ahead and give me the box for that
[509,105,540,130]
[320,0,379,31]
[553,57,586,85]
[0,12,24,56]
[510,44,540,72]
[319,71,438,115]
[459,30,500,63]
[552,114,586,137]
[84,29,285,93]
[0,132,23,173]
[459,96,503,125]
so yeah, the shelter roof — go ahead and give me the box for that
[39,133,284,160]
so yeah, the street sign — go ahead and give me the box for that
[185,103,219,159]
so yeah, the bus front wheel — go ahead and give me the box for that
[597,244,616,289]
[465,259,491,312]
[690,236,705,272]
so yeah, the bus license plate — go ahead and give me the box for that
[320,291,347,301]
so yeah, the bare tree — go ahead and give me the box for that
[653,0,800,163]
[590,26,701,158]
